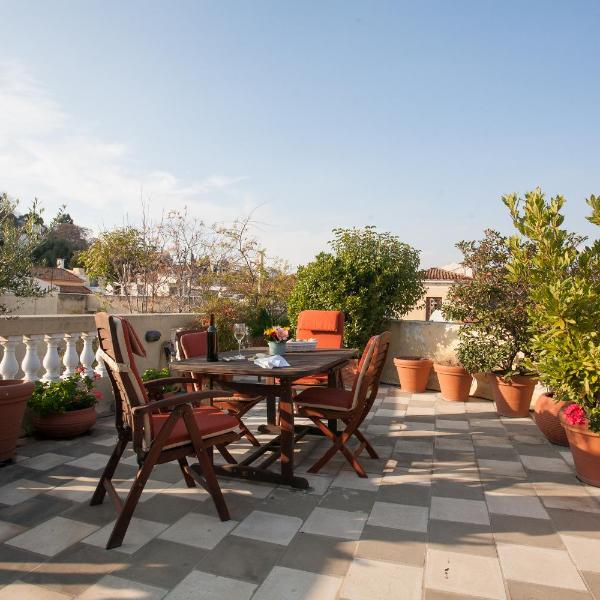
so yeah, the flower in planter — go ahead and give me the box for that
[29,373,98,417]
[563,404,587,427]
[264,326,290,343]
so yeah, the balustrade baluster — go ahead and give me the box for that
[22,335,43,382]
[42,334,62,381]
[0,336,21,380]
[80,332,96,378]
[94,346,107,378]
[62,333,80,377]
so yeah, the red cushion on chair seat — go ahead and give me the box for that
[152,406,240,449]
[294,387,354,411]
[293,373,329,386]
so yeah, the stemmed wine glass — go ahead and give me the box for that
[233,323,247,359]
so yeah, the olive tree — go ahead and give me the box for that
[288,226,425,349]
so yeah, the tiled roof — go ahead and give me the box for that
[424,267,471,281]
[57,284,92,295]
[31,267,83,283]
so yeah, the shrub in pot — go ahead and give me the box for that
[28,371,100,438]
[393,356,433,393]
[442,230,536,417]
[433,349,473,402]
[505,189,600,482]
[141,367,177,399]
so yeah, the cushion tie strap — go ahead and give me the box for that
[97,348,130,373]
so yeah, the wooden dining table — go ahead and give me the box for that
[169,347,356,489]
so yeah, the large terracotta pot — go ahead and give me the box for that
[393,357,433,393]
[0,380,34,463]
[489,374,536,418]
[32,406,97,439]
[434,364,473,402]
[560,411,600,487]
[534,393,569,446]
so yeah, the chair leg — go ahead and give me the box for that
[178,457,196,488]
[240,421,260,446]
[90,435,128,506]
[352,428,379,459]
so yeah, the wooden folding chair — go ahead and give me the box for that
[294,331,391,477]
[91,313,242,549]
[177,330,263,446]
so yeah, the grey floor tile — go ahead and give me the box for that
[489,513,564,549]
[257,487,320,519]
[428,519,498,557]
[253,565,342,600]
[507,580,592,600]
[232,510,302,546]
[319,488,378,513]
[77,574,168,600]
[158,512,237,550]
[356,523,427,567]
[301,507,368,541]
[0,544,44,586]
[84,517,168,554]
[164,569,256,600]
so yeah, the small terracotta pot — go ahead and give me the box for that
[534,393,569,446]
[434,364,473,402]
[32,406,97,439]
[0,380,34,463]
[393,357,433,393]
[560,411,600,487]
[489,374,536,418]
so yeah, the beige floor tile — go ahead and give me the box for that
[430,496,489,525]
[253,566,341,600]
[0,581,71,600]
[301,507,368,541]
[561,534,600,573]
[218,478,275,499]
[436,419,470,431]
[339,558,422,600]
[484,491,549,519]
[295,472,333,495]
[425,548,506,599]
[19,452,73,471]
[7,516,98,557]
[331,471,382,493]
[84,517,168,554]
[77,575,167,599]
[534,481,600,513]
[231,510,302,546]
[496,543,587,591]
[394,440,434,455]
[66,453,112,471]
[520,455,572,473]
[158,512,237,550]
[164,570,256,600]
[435,438,474,452]
[368,501,429,532]
[478,459,526,478]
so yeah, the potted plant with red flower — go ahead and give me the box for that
[28,369,101,438]
[505,189,600,483]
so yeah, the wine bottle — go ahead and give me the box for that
[206,313,218,362]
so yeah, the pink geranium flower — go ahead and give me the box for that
[93,390,103,400]
[563,404,587,426]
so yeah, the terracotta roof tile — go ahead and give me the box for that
[57,284,92,295]
[424,267,471,281]
[31,267,84,283]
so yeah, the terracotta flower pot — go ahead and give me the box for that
[489,374,536,418]
[534,393,569,446]
[560,411,600,487]
[434,364,473,402]
[32,406,97,439]
[0,380,34,463]
[393,357,433,393]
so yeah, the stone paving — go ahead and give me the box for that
[1,387,600,599]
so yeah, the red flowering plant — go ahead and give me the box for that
[29,372,100,417]
[264,326,290,343]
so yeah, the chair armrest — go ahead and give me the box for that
[131,390,232,414]
[142,377,198,388]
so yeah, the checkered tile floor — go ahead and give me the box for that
[1,387,600,599]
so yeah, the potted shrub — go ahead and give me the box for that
[0,380,35,463]
[433,349,473,402]
[393,356,433,393]
[28,370,100,438]
[505,189,600,482]
[443,230,536,417]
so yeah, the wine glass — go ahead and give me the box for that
[233,323,246,358]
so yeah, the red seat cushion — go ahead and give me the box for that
[294,387,354,411]
[152,406,239,448]
[293,373,329,386]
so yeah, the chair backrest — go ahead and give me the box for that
[95,312,152,448]
[296,310,344,349]
[350,331,391,411]
[179,331,208,359]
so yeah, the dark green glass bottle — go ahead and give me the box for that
[206,313,218,362]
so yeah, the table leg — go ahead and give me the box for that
[278,379,294,483]
[327,369,339,435]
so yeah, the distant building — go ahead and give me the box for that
[403,267,471,321]
[30,266,92,295]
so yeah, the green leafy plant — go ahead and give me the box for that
[28,374,99,417]
[141,367,175,393]
[504,188,600,431]
[288,226,425,350]
[442,229,533,377]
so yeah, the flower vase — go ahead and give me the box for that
[268,341,287,356]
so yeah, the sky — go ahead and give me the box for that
[1,0,599,268]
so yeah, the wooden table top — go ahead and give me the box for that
[170,347,357,379]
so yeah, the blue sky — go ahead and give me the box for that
[1,1,599,267]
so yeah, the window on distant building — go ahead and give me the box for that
[425,297,442,320]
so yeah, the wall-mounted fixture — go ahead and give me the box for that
[145,330,161,343]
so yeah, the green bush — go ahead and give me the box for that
[442,229,533,377]
[505,188,600,431]
[288,226,425,350]
[29,374,99,417]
